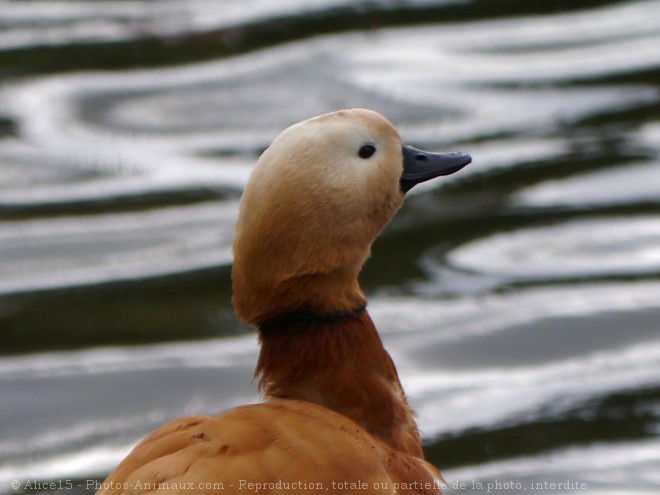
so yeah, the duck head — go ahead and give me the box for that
[232,108,470,325]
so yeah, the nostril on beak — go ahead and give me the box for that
[415,154,428,161]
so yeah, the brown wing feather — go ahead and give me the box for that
[97,400,441,495]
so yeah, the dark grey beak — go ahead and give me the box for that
[400,145,471,193]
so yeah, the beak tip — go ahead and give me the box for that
[452,152,472,165]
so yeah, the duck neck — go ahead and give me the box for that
[255,306,423,457]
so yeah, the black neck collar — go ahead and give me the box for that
[258,305,367,336]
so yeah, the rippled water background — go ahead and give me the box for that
[1,1,660,493]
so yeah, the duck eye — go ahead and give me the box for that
[358,144,376,159]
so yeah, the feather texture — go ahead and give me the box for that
[97,400,442,495]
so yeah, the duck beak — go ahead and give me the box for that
[400,145,471,193]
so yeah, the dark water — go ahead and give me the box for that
[1,1,660,493]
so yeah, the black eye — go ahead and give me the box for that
[358,144,376,159]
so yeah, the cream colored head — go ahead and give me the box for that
[232,108,470,325]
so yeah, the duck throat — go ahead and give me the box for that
[255,308,423,457]
[233,259,369,325]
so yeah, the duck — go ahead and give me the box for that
[97,108,471,495]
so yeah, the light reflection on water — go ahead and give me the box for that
[1,0,660,493]
[443,215,660,282]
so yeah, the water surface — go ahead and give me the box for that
[1,1,660,493]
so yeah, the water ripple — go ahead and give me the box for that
[443,215,660,283]
[0,202,236,296]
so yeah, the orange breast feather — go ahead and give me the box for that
[98,400,442,495]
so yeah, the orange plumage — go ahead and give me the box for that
[97,109,470,495]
